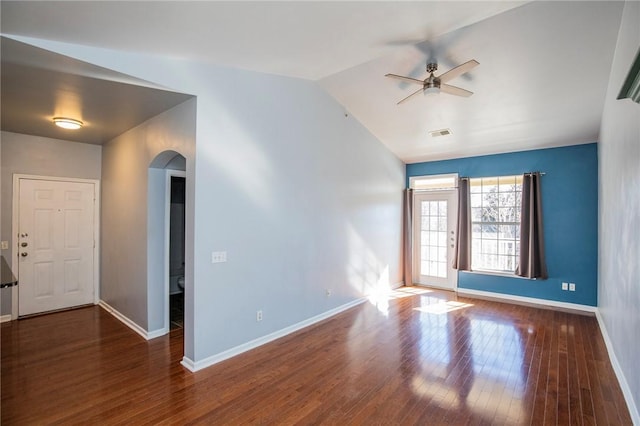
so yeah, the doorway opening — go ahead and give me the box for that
[168,175,186,329]
[147,150,186,340]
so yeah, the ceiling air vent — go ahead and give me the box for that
[429,128,452,138]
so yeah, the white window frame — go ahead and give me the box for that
[409,173,458,191]
[469,175,522,274]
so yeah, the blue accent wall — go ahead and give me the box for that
[406,144,598,306]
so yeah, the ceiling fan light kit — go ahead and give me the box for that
[386,59,479,105]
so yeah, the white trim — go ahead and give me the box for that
[595,310,640,425]
[11,174,100,319]
[181,297,367,372]
[391,281,404,290]
[456,288,598,313]
[98,300,163,341]
[180,356,196,371]
[0,314,12,323]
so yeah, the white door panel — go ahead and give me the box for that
[18,179,96,316]
[413,191,458,290]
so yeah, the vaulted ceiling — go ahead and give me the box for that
[0,1,625,162]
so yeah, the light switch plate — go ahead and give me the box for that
[1,241,8,250]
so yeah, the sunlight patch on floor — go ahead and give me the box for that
[413,300,474,315]
[387,286,433,299]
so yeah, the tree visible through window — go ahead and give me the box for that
[470,175,523,273]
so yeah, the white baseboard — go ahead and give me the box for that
[456,288,598,314]
[595,310,640,425]
[98,300,167,341]
[392,281,405,289]
[182,297,367,372]
[180,356,196,371]
[0,314,12,323]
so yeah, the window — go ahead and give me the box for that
[410,174,457,191]
[470,175,523,273]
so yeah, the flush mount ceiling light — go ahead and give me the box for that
[53,117,83,130]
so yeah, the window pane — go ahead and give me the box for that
[482,224,497,239]
[498,176,516,191]
[421,231,429,245]
[429,202,438,216]
[498,225,517,240]
[430,231,440,244]
[438,201,447,216]
[470,179,482,193]
[471,207,483,222]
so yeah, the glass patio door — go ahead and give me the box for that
[413,191,458,290]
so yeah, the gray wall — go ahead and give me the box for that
[0,131,102,316]
[598,1,640,421]
[32,40,405,364]
[100,99,195,333]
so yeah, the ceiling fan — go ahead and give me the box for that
[385,59,479,105]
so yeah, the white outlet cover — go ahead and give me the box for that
[211,251,227,263]
[0,241,8,250]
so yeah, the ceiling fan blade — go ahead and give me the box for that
[397,88,424,105]
[440,84,473,97]
[438,59,479,83]
[385,74,425,85]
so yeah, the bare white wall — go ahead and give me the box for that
[598,1,640,422]
[0,131,102,315]
[28,39,405,365]
[100,99,195,333]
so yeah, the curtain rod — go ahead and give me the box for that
[459,172,546,180]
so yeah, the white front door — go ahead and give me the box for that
[18,178,96,316]
[413,191,458,290]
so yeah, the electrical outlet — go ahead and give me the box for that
[1,241,8,250]
[211,251,227,263]
[569,283,576,292]
[562,282,568,291]
[256,310,263,322]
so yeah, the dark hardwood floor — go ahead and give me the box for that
[1,287,632,425]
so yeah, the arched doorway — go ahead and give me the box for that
[148,150,186,338]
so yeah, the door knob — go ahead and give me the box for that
[21,252,28,257]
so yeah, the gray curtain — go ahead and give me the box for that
[403,189,413,286]
[453,178,471,270]
[516,172,548,279]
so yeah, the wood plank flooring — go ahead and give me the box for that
[1,287,633,425]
